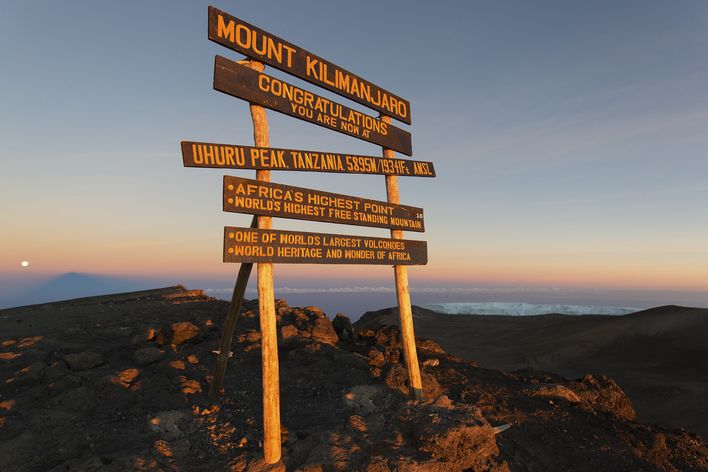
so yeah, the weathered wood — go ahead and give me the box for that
[209,215,257,400]
[223,227,427,265]
[181,141,435,177]
[223,175,425,232]
[381,114,423,401]
[208,6,411,124]
[213,55,413,156]
[246,60,281,465]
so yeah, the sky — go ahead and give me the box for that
[1,1,707,313]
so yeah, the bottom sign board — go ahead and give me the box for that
[224,227,427,265]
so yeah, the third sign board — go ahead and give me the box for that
[223,175,425,232]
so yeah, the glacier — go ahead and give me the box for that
[422,302,639,316]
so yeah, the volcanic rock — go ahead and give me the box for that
[133,347,165,366]
[63,351,104,371]
[171,321,199,345]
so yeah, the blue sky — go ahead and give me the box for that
[1,1,707,311]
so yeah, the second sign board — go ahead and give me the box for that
[213,56,413,156]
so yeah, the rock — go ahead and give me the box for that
[406,403,502,472]
[46,360,70,379]
[347,415,368,433]
[332,313,354,340]
[0,399,16,412]
[133,347,164,366]
[171,322,199,345]
[385,363,443,400]
[171,438,192,458]
[375,326,400,347]
[153,439,173,457]
[64,351,104,371]
[310,317,339,345]
[384,363,408,395]
[301,464,325,472]
[244,331,261,343]
[434,394,454,409]
[178,377,201,394]
[343,385,388,415]
[95,326,133,338]
[416,338,445,354]
[186,354,199,364]
[131,328,157,345]
[48,374,83,396]
[574,374,637,420]
[148,410,188,439]
[525,383,582,403]
[51,386,96,412]
[64,454,103,471]
[384,347,401,364]
[367,347,386,368]
[113,368,140,387]
[280,324,298,339]
[304,306,326,318]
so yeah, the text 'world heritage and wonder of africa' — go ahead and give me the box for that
[223,227,427,265]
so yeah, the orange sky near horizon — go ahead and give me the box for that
[4,228,707,293]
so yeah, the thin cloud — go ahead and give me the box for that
[204,286,585,295]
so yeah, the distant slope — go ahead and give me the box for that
[1,272,162,308]
[355,304,708,438]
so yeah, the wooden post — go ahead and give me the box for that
[209,214,257,400]
[381,114,423,400]
[243,59,282,464]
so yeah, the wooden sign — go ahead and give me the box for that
[224,227,427,265]
[208,6,411,125]
[223,176,425,232]
[181,141,435,177]
[213,55,413,156]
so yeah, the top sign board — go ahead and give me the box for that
[208,6,412,125]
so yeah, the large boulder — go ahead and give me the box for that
[63,351,104,371]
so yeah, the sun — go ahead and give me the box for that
[21,260,29,268]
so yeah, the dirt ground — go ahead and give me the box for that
[1,286,706,471]
[355,304,708,440]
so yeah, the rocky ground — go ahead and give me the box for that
[0,286,706,471]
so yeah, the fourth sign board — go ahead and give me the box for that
[224,227,427,265]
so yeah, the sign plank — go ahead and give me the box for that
[208,6,411,125]
[181,141,435,177]
[223,176,425,232]
[213,56,413,156]
[224,227,427,265]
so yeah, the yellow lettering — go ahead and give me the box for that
[217,15,235,42]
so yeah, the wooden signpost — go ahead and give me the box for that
[181,6,435,465]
